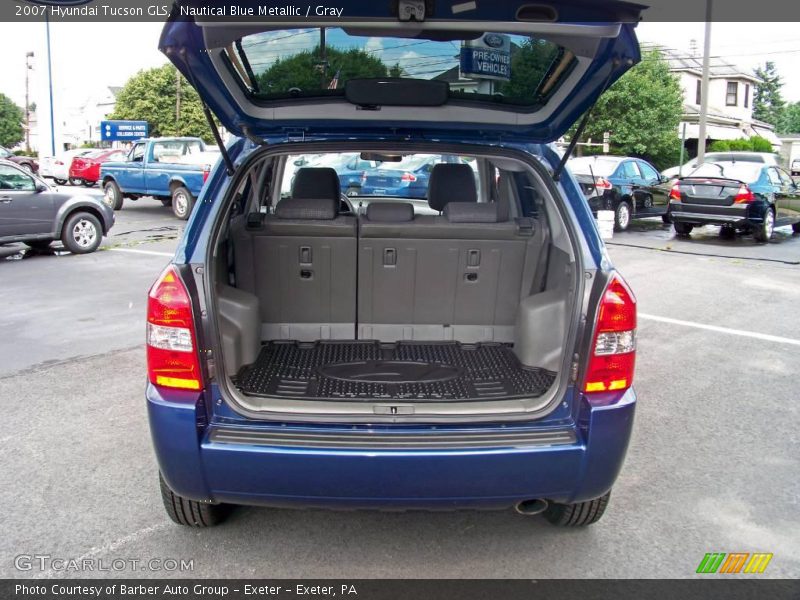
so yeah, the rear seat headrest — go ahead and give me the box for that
[427,163,477,212]
[292,167,341,200]
[443,202,503,223]
[275,197,337,220]
[365,202,414,222]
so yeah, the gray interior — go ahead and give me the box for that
[213,153,577,412]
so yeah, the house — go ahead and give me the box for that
[644,44,781,154]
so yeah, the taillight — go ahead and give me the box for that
[733,184,754,203]
[146,266,203,391]
[583,274,637,396]
[401,172,417,182]
[202,165,210,183]
[669,184,682,202]
[595,177,612,190]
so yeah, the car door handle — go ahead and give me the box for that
[0,196,12,203]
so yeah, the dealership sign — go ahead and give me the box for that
[460,33,511,81]
[100,120,149,141]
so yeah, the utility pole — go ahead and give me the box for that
[45,12,56,156]
[25,51,34,152]
[176,66,182,135]
[319,27,327,88]
[697,0,713,165]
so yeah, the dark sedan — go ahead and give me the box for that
[0,146,38,174]
[669,161,800,242]
[0,159,114,254]
[568,155,671,231]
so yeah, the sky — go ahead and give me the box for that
[0,21,798,118]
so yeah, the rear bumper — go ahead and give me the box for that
[147,385,636,509]
[669,201,763,227]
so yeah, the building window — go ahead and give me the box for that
[744,84,750,108]
[695,79,702,105]
[726,81,738,106]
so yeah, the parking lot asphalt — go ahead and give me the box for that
[1,200,798,579]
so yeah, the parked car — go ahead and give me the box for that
[0,146,38,174]
[669,161,800,241]
[661,151,779,180]
[791,158,800,177]
[69,149,127,187]
[360,154,466,198]
[0,159,114,254]
[286,153,383,197]
[39,148,95,185]
[100,137,214,220]
[149,4,643,528]
[568,155,671,230]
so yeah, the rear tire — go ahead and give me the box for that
[159,474,228,527]
[673,221,693,236]
[792,222,800,233]
[614,200,632,231]
[171,185,194,220]
[103,180,124,210]
[69,177,82,186]
[753,207,774,243]
[544,492,610,527]
[54,178,67,185]
[61,212,102,254]
[82,180,95,188]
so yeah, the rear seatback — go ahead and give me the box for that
[357,165,535,343]
[231,168,357,341]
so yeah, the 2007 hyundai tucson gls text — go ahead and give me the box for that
[147,0,640,527]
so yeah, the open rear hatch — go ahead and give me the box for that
[160,0,643,142]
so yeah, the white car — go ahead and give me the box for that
[661,151,779,180]
[39,148,94,185]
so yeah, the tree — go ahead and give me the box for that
[0,93,24,148]
[109,64,212,141]
[709,136,774,153]
[496,38,560,100]
[752,61,785,127]
[778,101,800,135]
[256,46,388,93]
[573,49,684,170]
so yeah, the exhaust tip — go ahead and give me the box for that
[515,498,549,516]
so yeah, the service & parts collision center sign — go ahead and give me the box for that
[460,33,511,81]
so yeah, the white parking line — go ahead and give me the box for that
[640,313,800,347]
[107,247,174,257]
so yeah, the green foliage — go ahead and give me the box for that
[109,64,212,141]
[0,93,24,148]
[571,49,684,170]
[13,149,37,157]
[778,101,800,135]
[752,62,785,127]
[708,136,775,153]
[255,46,388,93]
[496,38,560,100]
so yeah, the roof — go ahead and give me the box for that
[642,44,761,83]
[108,86,122,97]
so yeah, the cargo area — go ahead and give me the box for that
[206,148,580,417]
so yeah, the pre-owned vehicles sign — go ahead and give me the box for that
[460,33,511,81]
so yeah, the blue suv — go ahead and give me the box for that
[147,0,641,527]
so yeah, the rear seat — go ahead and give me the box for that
[358,164,535,343]
[231,168,357,341]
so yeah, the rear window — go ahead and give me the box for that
[231,28,570,107]
[568,157,622,177]
[688,162,763,183]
